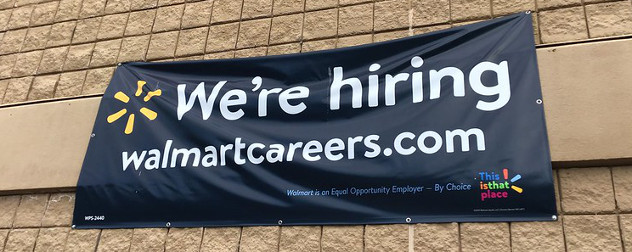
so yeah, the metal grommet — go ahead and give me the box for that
[90,133,95,137]
[552,215,558,221]
[405,217,412,223]
[536,99,543,104]
[278,220,283,225]
[525,10,531,14]
[166,222,171,227]
[71,225,76,229]
[117,63,122,66]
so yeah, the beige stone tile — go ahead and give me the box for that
[451,0,492,21]
[131,0,158,10]
[239,226,279,251]
[97,13,128,40]
[97,229,133,252]
[267,43,300,55]
[303,8,337,40]
[492,0,534,16]
[105,0,131,14]
[153,4,184,32]
[176,27,208,57]
[206,22,239,52]
[559,167,615,213]
[236,18,271,48]
[64,43,94,71]
[82,66,114,94]
[176,55,203,61]
[321,225,363,251]
[414,223,458,251]
[234,46,267,58]
[270,13,303,44]
[374,29,409,42]
[13,194,49,228]
[2,76,32,104]
[147,31,178,60]
[55,0,83,22]
[65,229,101,252]
[28,74,58,100]
[15,0,41,6]
[564,215,622,251]
[0,0,13,10]
[0,79,8,102]
[47,21,75,47]
[305,0,336,11]
[301,38,335,52]
[181,0,212,28]
[0,9,10,31]
[31,1,59,26]
[34,227,70,252]
[0,29,27,55]
[38,46,69,74]
[4,228,38,251]
[165,228,203,251]
[12,50,43,77]
[0,54,17,79]
[41,193,75,227]
[211,0,243,23]
[54,70,86,97]
[537,0,581,10]
[79,0,106,18]
[539,6,588,44]
[338,3,373,36]
[511,221,564,252]
[337,34,372,48]
[365,224,408,252]
[119,34,151,62]
[375,0,409,32]
[22,25,51,51]
[7,5,34,30]
[72,17,102,44]
[586,1,632,38]
[126,9,156,36]
[412,0,450,26]
[460,223,510,251]
[274,0,304,15]
[242,0,272,19]
[91,39,122,67]
[0,195,20,228]
[203,50,234,60]
[130,228,168,251]
[613,166,632,211]
[200,227,240,251]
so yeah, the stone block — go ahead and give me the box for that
[64,44,94,71]
[206,22,239,52]
[34,227,70,252]
[236,18,271,48]
[412,0,449,26]
[130,228,168,251]
[41,193,75,227]
[91,39,122,67]
[337,34,372,48]
[511,221,564,252]
[7,5,34,30]
[211,0,243,23]
[303,8,337,40]
[305,0,336,11]
[47,21,75,47]
[365,224,408,252]
[176,55,203,61]
[12,50,43,77]
[374,29,409,42]
[153,4,184,32]
[2,76,32,104]
[54,70,86,97]
[279,226,320,252]
[270,13,303,44]
[321,225,363,251]
[239,226,279,252]
[176,27,207,57]
[586,1,632,38]
[338,3,373,36]
[267,43,300,55]
[165,228,203,251]
[613,166,632,211]
[0,54,16,79]
[82,67,114,94]
[0,9,10,31]
[0,29,27,55]
[537,0,581,10]
[460,222,510,251]
[79,0,106,18]
[131,0,158,10]
[119,35,150,62]
[492,0,534,16]
[200,227,240,252]
[30,1,58,26]
[98,13,128,40]
[242,0,272,19]
[564,215,622,251]
[620,214,632,251]
[559,167,615,213]
[66,229,101,252]
[0,79,8,101]
[38,46,68,74]
[126,9,156,36]
[0,0,11,10]
[22,25,51,51]
[97,229,133,252]
[274,0,304,15]
[105,0,131,14]
[181,0,212,28]
[374,0,409,32]
[4,228,38,251]
[0,195,20,228]
[234,47,267,57]
[72,17,102,44]
[539,7,588,44]
[203,50,234,60]
[55,0,82,22]
[451,0,491,21]
[301,38,335,52]
[414,223,458,251]
[13,194,49,228]
[147,31,178,60]
[28,74,58,100]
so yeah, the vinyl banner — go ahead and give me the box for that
[73,13,557,228]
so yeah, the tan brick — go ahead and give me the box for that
[28,74,58,100]
[181,0,212,28]
[72,17,102,43]
[274,0,304,15]
[8,5,34,30]
[174,27,207,57]
[98,13,128,40]
[564,215,622,251]
[235,46,267,57]
[130,228,168,251]
[105,0,131,14]
[586,1,632,38]
[492,0,534,16]
[4,228,38,251]
[511,221,564,252]
[30,1,59,26]
[339,3,373,36]
[153,4,184,32]
[203,50,234,60]
[559,167,615,213]
[321,225,363,251]
[270,13,302,44]
[64,44,94,71]
[79,0,107,18]
[82,66,114,94]
[620,214,632,250]
[0,29,27,55]
[165,228,203,252]
[301,38,335,52]
[131,0,158,10]
[41,193,75,227]
[303,8,337,39]
[147,31,178,60]
[414,223,458,251]
[242,0,272,19]
[34,227,70,252]
[267,42,300,55]
[306,0,336,11]
[47,21,75,47]
[119,35,150,62]
[337,34,372,48]
[65,229,101,252]
[460,223,510,251]
[539,7,588,44]
[0,195,20,228]
[2,76,32,104]
[55,0,82,21]
[365,224,408,252]
[537,0,581,10]
[374,0,409,32]
[91,39,122,67]
[0,54,16,79]
[176,55,203,61]
[206,22,239,52]
[0,0,12,10]
[22,25,51,51]
[412,0,449,26]
[200,227,240,252]
[237,18,271,48]
[239,226,279,251]
[55,70,86,97]
[13,194,48,228]
[0,9,10,31]
[126,9,156,36]
[12,50,43,77]
[553,169,561,212]
[374,29,409,42]
[15,0,39,6]
[211,0,243,23]
[278,226,320,252]
[613,166,632,211]
[0,79,8,101]
[0,229,8,251]
[451,0,492,21]
[38,46,68,74]
[97,229,133,252]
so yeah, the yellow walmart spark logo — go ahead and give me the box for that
[107,80,162,134]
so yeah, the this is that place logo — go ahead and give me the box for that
[478,168,523,201]
[106,80,162,135]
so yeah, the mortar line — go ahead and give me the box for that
[299,0,307,52]
[236,227,243,252]
[581,0,591,38]
[611,167,627,251]
[93,229,103,252]
[202,0,216,57]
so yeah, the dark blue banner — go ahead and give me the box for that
[73,13,557,228]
